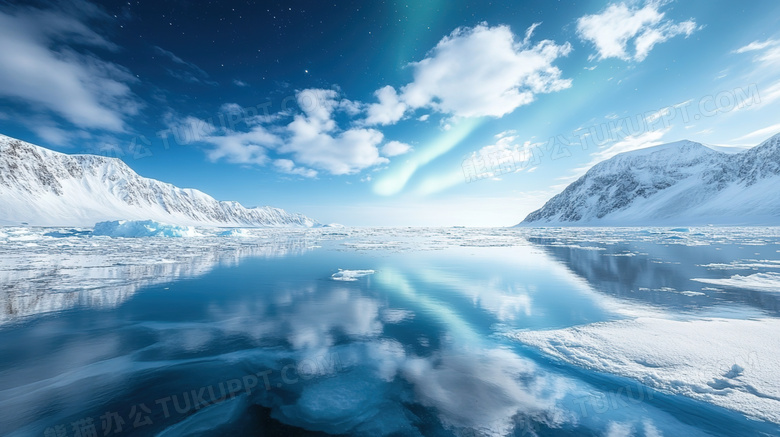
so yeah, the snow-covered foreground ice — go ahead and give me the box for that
[2,226,780,436]
[510,316,780,424]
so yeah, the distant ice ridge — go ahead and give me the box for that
[521,133,780,226]
[0,133,319,227]
[331,269,376,281]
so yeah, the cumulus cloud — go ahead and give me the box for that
[219,103,243,114]
[163,115,277,165]
[0,1,140,132]
[577,1,698,62]
[169,89,389,175]
[399,23,572,118]
[365,86,407,126]
[203,127,278,165]
[381,141,412,157]
[278,89,389,175]
[273,159,318,178]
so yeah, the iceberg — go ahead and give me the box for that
[92,220,200,238]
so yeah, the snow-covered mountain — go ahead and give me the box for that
[0,134,319,227]
[520,134,780,226]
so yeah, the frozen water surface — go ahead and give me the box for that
[1,226,780,436]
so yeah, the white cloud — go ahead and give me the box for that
[233,79,249,87]
[365,86,407,126]
[381,141,412,157]
[577,1,698,62]
[0,2,140,131]
[733,39,780,65]
[273,159,317,178]
[399,23,572,119]
[204,126,279,165]
[33,124,74,146]
[165,89,389,175]
[278,89,389,175]
[219,103,243,113]
[734,39,779,54]
[164,115,277,165]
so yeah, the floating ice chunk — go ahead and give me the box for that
[92,220,200,238]
[692,272,780,293]
[331,269,375,281]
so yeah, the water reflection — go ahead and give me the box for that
[530,236,780,314]
[2,230,779,436]
[0,236,315,324]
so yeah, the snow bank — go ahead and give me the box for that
[331,269,375,281]
[692,272,780,293]
[92,220,200,238]
[510,317,780,423]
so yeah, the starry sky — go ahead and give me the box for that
[1,0,779,226]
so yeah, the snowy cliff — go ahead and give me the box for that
[0,134,319,227]
[521,134,780,226]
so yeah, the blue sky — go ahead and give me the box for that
[1,0,779,226]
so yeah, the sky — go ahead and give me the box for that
[0,0,779,226]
